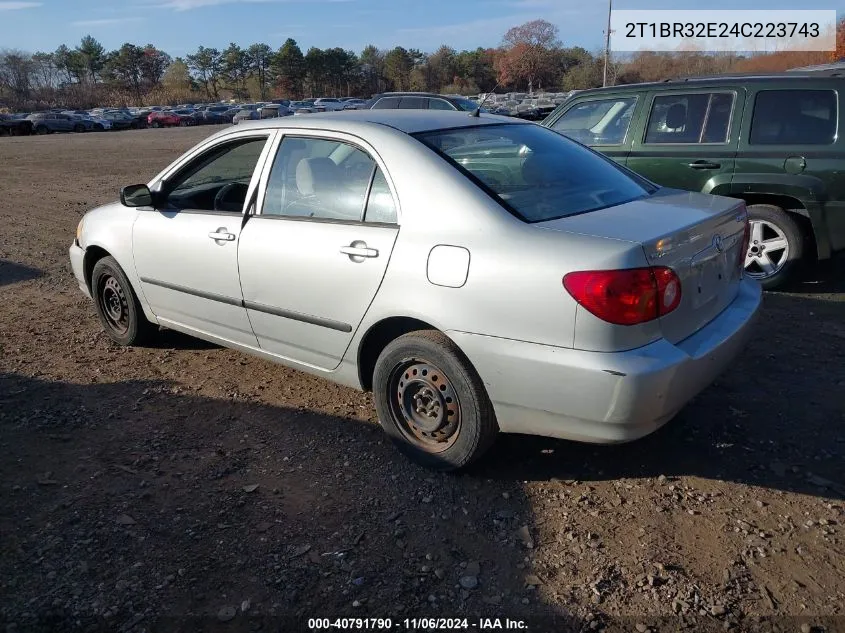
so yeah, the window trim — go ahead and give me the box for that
[748,88,839,147]
[640,89,739,147]
[253,132,401,226]
[551,95,639,147]
[642,90,737,146]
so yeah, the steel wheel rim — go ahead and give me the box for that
[99,275,130,335]
[744,219,790,279]
[387,360,461,453]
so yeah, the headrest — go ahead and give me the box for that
[665,103,687,129]
[296,157,340,196]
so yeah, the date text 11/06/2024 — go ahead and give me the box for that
[307,618,528,630]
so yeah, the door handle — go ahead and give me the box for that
[208,229,235,241]
[340,244,379,258]
[686,160,721,170]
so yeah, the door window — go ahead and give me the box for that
[644,92,734,144]
[263,137,393,222]
[750,89,837,145]
[372,97,401,109]
[164,137,268,213]
[551,97,637,145]
[428,98,456,111]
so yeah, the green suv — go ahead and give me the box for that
[543,71,844,289]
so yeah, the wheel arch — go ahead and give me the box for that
[738,197,817,263]
[82,244,112,294]
[357,316,473,392]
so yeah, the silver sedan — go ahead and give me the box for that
[69,110,762,470]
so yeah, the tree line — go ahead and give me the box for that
[1,18,843,111]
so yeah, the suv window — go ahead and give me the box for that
[750,89,837,145]
[428,98,456,111]
[645,93,734,144]
[399,97,427,109]
[262,137,385,222]
[372,97,401,109]
[165,137,268,213]
[551,97,637,145]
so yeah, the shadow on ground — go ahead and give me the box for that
[0,373,581,632]
[0,260,42,287]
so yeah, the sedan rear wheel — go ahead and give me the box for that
[91,256,156,346]
[35,125,48,135]
[74,123,85,133]
[373,330,498,471]
[744,204,803,290]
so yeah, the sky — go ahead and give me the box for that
[0,0,835,58]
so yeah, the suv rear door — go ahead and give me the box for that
[544,91,646,166]
[627,87,745,195]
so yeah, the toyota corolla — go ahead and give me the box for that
[69,110,762,470]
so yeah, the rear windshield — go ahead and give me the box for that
[414,123,654,222]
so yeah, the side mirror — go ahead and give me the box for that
[120,184,154,207]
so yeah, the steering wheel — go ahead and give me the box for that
[214,182,247,212]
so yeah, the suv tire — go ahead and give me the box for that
[744,204,803,290]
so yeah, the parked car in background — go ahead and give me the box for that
[199,105,233,124]
[289,101,316,115]
[99,111,136,130]
[233,108,260,124]
[366,92,483,112]
[69,110,760,471]
[147,111,182,128]
[543,70,845,289]
[342,98,368,110]
[27,112,83,134]
[312,98,346,111]
[0,113,33,136]
[172,109,200,126]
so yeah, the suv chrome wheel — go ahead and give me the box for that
[745,219,790,280]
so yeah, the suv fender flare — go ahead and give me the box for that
[729,174,830,260]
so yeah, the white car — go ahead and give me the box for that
[312,98,346,111]
[69,110,761,470]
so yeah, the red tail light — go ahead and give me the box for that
[563,267,682,326]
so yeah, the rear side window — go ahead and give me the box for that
[645,92,734,144]
[399,97,427,109]
[372,97,401,109]
[428,98,456,111]
[551,97,637,145]
[750,90,837,145]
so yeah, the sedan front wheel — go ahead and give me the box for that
[91,256,156,346]
[373,330,498,471]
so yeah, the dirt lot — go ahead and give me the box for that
[1,127,844,633]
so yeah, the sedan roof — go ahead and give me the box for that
[232,110,521,135]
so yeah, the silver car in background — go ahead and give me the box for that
[69,111,761,470]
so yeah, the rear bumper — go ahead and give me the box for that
[69,241,90,298]
[448,278,762,443]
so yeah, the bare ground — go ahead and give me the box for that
[0,127,844,633]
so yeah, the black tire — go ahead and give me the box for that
[373,330,498,471]
[74,123,85,133]
[745,204,804,290]
[0,127,9,137]
[151,121,160,128]
[35,125,48,135]
[91,256,156,346]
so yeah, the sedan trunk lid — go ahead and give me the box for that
[536,189,748,344]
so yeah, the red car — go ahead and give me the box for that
[147,111,183,128]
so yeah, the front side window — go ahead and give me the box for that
[399,97,427,109]
[164,137,268,213]
[415,123,653,223]
[644,92,734,144]
[262,137,394,222]
[551,97,637,145]
[750,89,837,145]
[372,97,401,109]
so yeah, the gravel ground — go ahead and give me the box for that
[0,127,844,633]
